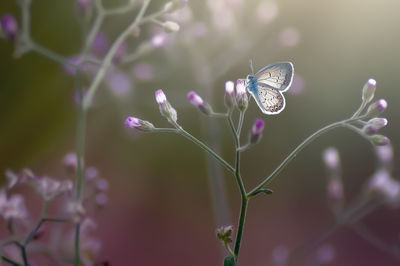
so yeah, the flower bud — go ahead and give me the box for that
[187,91,213,115]
[162,21,180,33]
[322,147,340,172]
[236,79,248,112]
[0,14,18,40]
[364,99,387,118]
[362,79,376,103]
[367,169,400,205]
[216,225,233,243]
[362,118,388,135]
[250,119,265,144]
[368,134,390,146]
[125,116,155,132]
[155,89,178,123]
[224,81,236,108]
[375,145,393,165]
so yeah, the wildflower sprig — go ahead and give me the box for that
[125,77,390,265]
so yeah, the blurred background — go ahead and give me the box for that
[1,0,400,265]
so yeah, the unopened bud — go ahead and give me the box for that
[216,225,233,243]
[155,89,178,123]
[364,99,387,118]
[236,79,248,112]
[0,14,18,40]
[187,91,212,115]
[362,118,388,135]
[162,21,180,33]
[368,134,390,146]
[125,117,155,132]
[250,119,265,144]
[224,81,236,108]
[322,147,340,172]
[362,79,376,103]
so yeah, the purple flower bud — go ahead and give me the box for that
[187,91,213,115]
[155,89,178,123]
[95,178,108,191]
[63,153,81,174]
[368,134,390,146]
[236,79,248,111]
[250,119,265,143]
[322,148,340,171]
[365,99,387,118]
[224,81,236,108]
[363,118,388,135]
[95,193,108,207]
[124,116,155,132]
[85,166,99,181]
[375,145,393,165]
[93,32,109,55]
[1,14,18,40]
[362,78,376,103]
[367,169,400,204]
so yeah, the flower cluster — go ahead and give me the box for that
[0,154,109,265]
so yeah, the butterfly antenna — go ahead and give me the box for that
[249,59,254,74]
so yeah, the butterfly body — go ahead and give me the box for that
[245,62,294,115]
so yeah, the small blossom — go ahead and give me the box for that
[95,193,108,207]
[362,117,388,135]
[322,147,340,171]
[85,166,99,181]
[35,176,73,200]
[0,14,18,40]
[187,91,213,115]
[216,225,233,243]
[368,134,390,146]
[66,200,86,223]
[0,191,28,220]
[107,72,132,96]
[95,178,109,191]
[365,99,387,118]
[162,21,180,32]
[375,145,393,165]
[236,79,248,111]
[224,81,236,108]
[250,119,265,144]
[125,116,155,131]
[132,62,154,81]
[92,32,109,55]
[367,169,400,204]
[362,79,376,103]
[155,89,178,123]
[63,152,82,175]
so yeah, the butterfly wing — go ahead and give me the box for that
[248,83,286,115]
[255,62,294,92]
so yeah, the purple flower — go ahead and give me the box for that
[107,72,132,96]
[224,81,235,108]
[363,117,388,135]
[155,89,178,123]
[95,193,108,207]
[365,99,387,118]
[250,119,265,143]
[35,176,73,200]
[375,145,393,165]
[1,14,18,40]
[362,78,376,103]
[0,191,28,220]
[95,178,108,191]
[367,169,400,204]
[125,116,155,131]
[85,166,99,181]
[93,32,109,55]
[236,79,248,111]
[187,91,213,115]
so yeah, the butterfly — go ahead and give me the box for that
[245,61,294,115]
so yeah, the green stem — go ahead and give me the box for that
[175,125,235,174]
[248,116,365,196]
[82,0,152,110]
[74,224,80,266]
[236,111,245,136]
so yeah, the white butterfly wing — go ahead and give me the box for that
[255,62,294,92]
[249,84,286,115]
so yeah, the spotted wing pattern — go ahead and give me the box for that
[255,62,294,92]
[251,85,285,115]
